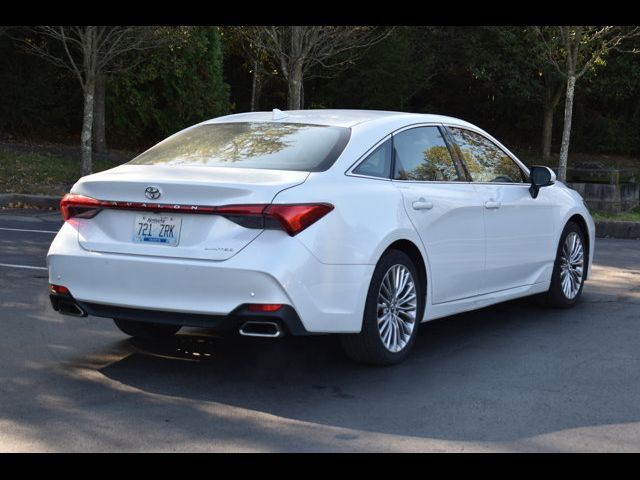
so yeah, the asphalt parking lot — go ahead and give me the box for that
[1,208,639,452]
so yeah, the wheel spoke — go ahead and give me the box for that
[396,303,416,312]
[559,231,584,300]
[376,263,418,353]
[378,311,391,326]
[397,292,416,306]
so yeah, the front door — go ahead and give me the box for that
[447,126,556,294]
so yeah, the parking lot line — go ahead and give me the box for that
[0,227,58,234]
[0,263,48,271]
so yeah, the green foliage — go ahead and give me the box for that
[2,26,640,160]
[573,50,640,154]
[107,26,231,147]
[592,206,640,221]
[307,27,434,111]
[0,34,81,141]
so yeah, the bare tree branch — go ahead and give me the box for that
[241,26,392,109]
[17,26,165,176]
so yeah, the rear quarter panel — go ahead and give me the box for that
[273,174,423,267]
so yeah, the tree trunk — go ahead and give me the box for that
[287,27,304,110]
[93,73,106,153]
[558,74,576,182]
[288,61,303,110]
[250,57,261,111]
[81,75,96,177]
[541,81,563,163]
[541,107,554,163]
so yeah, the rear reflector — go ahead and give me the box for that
[60,194,333,236]
[50,284,70,295]
[247,304,282,312]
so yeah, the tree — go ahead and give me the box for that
[93,73,107,153]
[309,27,436,111]
[108,26,230,146]
[243,26,390,110]
[416,27,559,157]
[540,70,565,162]
[535,26,640,181]
[21,26,160,175]
[221,27,271,112]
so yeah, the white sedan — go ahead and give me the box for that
[47,110,595,365]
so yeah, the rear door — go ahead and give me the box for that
[446,126,556,293]
[391,125,485,304]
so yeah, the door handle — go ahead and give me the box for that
[412,199,434,210]
[484,201,501,210]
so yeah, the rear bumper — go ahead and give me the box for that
[47,222,373,333]
[50,290,310,335]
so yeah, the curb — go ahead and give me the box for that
[0,193,60,209]
[595,220,640,240]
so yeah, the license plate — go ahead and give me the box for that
[133,214,182,246]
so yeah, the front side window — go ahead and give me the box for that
[448,127,525,183]
[393,126,460,181]
[129,122,351,172]
[353,139,392,178]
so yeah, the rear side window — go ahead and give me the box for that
[353,139,392,178]
[128,122,351,172]
[393,126,460,181]
[448,127,525,183]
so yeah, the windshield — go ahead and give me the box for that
[128,122,351,172]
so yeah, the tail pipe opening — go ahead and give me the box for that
[239,321,284,338]
[49,284,88,317]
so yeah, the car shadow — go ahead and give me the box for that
[98,293,640,443]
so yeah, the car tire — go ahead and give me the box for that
[113,319,181,340]
[340,249,424,365]
[543,221,587,308]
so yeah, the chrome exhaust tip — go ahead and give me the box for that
[56,299,87,317]
[239,321,284,338]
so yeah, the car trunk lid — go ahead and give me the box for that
[73,165,309,261]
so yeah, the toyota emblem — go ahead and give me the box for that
[144,186,161,200]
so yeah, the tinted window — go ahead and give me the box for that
[129,122,351,172]
[448,127,525,183]
[393,127,459,181]
[353,139,392,178]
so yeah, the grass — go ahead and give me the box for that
[591,207,640,222]
[0,150,123,196]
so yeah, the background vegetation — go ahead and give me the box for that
[1,25,639,164]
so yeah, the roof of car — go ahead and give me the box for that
[205,109,475,129]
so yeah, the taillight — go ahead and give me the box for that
[263,204,334,236]
[60,194,102,221]
[59,193,333,235]
[216,204,268,230]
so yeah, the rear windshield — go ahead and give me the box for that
[128,122,351,172]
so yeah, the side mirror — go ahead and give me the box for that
[529,165,556,199]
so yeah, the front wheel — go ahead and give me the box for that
[543,221,587,308]
[340,250,424,365]
[113,319,181,340]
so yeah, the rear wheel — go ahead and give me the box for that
[340,250,424,365]
[113,319,181,340]
[543,221,586,308]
